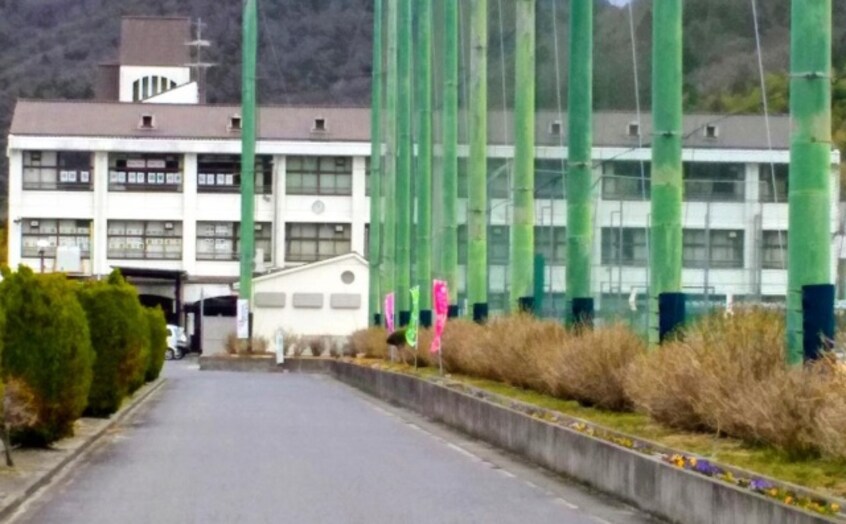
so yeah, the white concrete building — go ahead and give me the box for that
[5,16,843,341]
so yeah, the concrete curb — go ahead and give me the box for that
[198,355,332,374]
[0,377,166,522]
[327,362,839,524]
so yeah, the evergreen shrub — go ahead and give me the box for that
[78,270,147,417]
[144,307,167,383]
[0,267,94,445]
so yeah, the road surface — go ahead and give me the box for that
[11,359,654,524]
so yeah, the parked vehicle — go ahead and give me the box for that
[166,324,188,360]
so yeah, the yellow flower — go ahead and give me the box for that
[688,457,698,467]
[768,488,778,497]
[832,504,841,513]
[784,497,794,505]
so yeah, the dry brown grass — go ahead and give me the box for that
[547,324,645,411]
[224,333,270,355]
[4,377,39,432]
[348,327,388,359]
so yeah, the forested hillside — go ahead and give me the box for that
[0,0,845,215]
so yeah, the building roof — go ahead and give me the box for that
[10,99,792,150]
[119,17,191,67]
[249,253,369,285]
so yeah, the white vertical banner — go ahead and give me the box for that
[237,299,250,339]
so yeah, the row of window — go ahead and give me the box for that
[23,153,353,196]
[22,220,351,263]
[23,152,794,204]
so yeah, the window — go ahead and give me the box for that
[456,225,509,264]
[535,159,566,199]
[457,158,510,199]
[683,229,744,269]
[762,231,787,269]
[684,163,745,202]
[133,76,176,101]
[488,225,509,264]
[109,154,182,192]
[286,156,352,196]
[286,223,351,263]
[196,222,272,262]
[107,220,183,260]
[535,226,566,264]
[602,161,650,200]
[197,155,273,194]
[601,228,649,267]
[22,219,91,258]
[760,164,789,203]
[23,151,93,191]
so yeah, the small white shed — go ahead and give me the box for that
[249,253,370,342]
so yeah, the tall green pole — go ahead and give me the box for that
[442,0,459,315]
[511,0,535,312]
[396,0,412,323]
[468,0,488,321]
[650,0,684,344]
[240,0,257,312]
[787,0,832,364]
[369,0,384,326]
[566,0,593,324]
[414,0,433,326]
[382,0,398,326]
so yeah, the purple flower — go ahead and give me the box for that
[750,478,774,491]
[693,460,723,477]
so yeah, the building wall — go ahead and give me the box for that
[6,133,841,313]
[251,257,369,340]
[118,66,193,103]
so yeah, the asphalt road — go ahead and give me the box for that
[10,359,655,524]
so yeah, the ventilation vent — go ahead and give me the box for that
[627,122,640,137]
[313,118,327,132]
[139,114,156,129]
[704,124,719,139]
[229,115,242,131]
[549,121,563,136]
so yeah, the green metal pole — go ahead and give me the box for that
[240,0,257,311]
[382,0,398,327]
[442,0,459,314]
[396,0,412,324]
[787,0,832,364]
[369,0,384,326]
[468,0,488,321]
[511,0,535,313]
[650,0,684,345]
[415,0,433,326]
[566,0,593,324]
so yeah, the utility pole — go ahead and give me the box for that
[567,0,594,326]
[787,0,833,363]
[396,0,413,325]
[650,0,685,344]
[240,0,257,333]
[186,18,215,104]
[369,0,384,326]
[382,0,398,328]
[414,0,434,327]
[468,0,488,322]
[442,0,460,318]
[511,0,536,313]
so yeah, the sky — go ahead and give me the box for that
[606,0,634,6]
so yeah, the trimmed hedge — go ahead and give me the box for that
[144,307,167,382]
[0,266,94,446]
[78,271,148,417]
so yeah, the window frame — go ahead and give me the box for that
[534,225,567,264]
[762,230,788,270]
[107,220,183,260]
[683,162,746,202]
[601,161,651,201]
[23,151,94,191]
[683,229,745,269]
[286,156,353,196]
[759,164,789,203]
[601,227,649,267]
[285,222,352,263]
[196,221,272,262]
[108,154,183,192]
[197,155,273,195]
[21,218,92,258]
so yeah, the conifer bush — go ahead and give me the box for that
[78,270,148,417]
[0,267,94,446]
[144,307,167,383]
